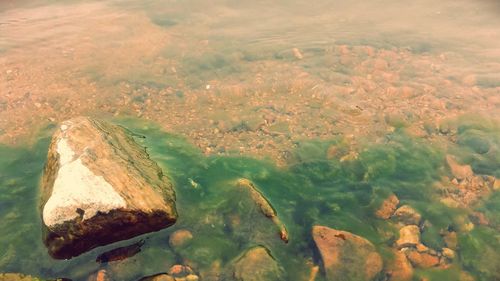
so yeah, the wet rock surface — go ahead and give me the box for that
[312,225,383,281]
[40,117,177,259]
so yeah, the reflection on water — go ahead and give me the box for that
[0,0,499,280]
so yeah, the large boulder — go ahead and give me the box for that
[312,226,383,281]
[40,117,177,259]
[232,246,283,281]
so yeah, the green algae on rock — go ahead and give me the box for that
[39,117,177,259]
[232,246,283,281]
[235,178,289,243]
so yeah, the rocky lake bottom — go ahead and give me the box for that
[0,116,499,281]
[1,0,500,280]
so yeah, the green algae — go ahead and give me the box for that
[0,118,499,280]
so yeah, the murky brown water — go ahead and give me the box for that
[1,0,500,280]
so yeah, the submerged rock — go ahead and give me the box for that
[392,205,421,226]
[395,225,420,249]
[386,250,413,281]
[236,178,289,243]
[442,247,455,260]
[232,246,283,281]
[312,225,383,281]
[169,229,193,249]
[40,117,177,259]
[375,194,399,219]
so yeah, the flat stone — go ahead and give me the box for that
[396,225,420,249]
[40,117,177,259]
[312,225,383,281]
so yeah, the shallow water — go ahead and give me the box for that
[0,0,500,280]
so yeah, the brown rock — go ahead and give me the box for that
[392,205,421,225]
[387,250,413,281]
[406,251,439,268]
[169,229,193,249]
[168,265,194,277]
[376,194,399,219]
[396,225,420,248]
[446,155,473,180]
[312,225,383,281]
[442,248,455,260]
[40,117,177,259]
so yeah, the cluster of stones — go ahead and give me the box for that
[5,117,493,281]
[439,155,499,208]
[376,194,458,280]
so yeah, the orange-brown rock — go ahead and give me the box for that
[169,229,193,249]
[405,251,439,268]
[312,225,383,281]
[396,225,420,249]
[387,250,413,281]
[40,117,177,259]
[376,194,399,219]
[393,205,421,226]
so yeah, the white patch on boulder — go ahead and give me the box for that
[42,137,127,227]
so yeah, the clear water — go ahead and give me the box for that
[0,0,500,280]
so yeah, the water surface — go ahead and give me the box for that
[0,0,499,280]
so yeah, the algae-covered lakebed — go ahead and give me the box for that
[0,117,499,281]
